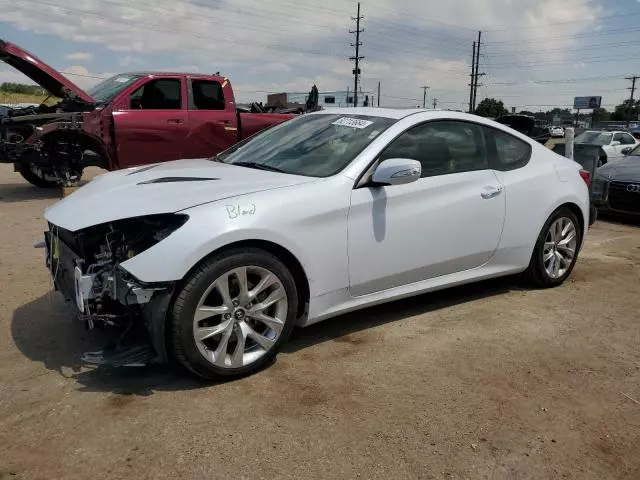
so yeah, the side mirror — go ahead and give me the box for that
[622,147,633,155]
[371,158,421,186]
[611,141,621,146]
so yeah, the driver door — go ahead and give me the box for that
[347,120,506,297]
[113,77,189,168]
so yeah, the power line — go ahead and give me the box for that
[482,10,640,32]
[485,25,640,45]
[490,75,628,86]
[349,2,364,107]
[9,0,348,58]
[484,39,640,56]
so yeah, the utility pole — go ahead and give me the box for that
[432,98,438,109]
[349,2,364,107]
[625,75,639,128]
[472,31,485,113]
[377,81,380,107]
[469,41,476,113]
[421,85,430,108]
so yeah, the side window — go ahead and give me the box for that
[613,133,624,143]
[486,128,532,171]
[622,133,636,145]
[380,121,488,178]
[191,80,225,110]
[129,79,182,110]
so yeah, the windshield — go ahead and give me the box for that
[216,114,397,177]
[87,74,142,104]
[575,131,612,145]
[628,144,640,156]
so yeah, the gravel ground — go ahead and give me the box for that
[1,165,639,480]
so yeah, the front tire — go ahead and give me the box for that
[17,163,83,188]
[17,164,58,188]
[170,248,298,380]
[525,207,582,288]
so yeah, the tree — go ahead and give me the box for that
[611,99,640,122]
[475,98,508,118]
[0,82,45,95]
[591,107,610,123]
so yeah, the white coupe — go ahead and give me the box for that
[575,130,639,164]
[42,108,590,379]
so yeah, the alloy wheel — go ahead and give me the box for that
[543,217,578,279]
[192,266,288,368]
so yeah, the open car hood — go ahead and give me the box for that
[44,159,315,231]
[0,39,95,104]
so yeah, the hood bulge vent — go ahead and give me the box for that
[137,177,219,185]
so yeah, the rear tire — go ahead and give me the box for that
[170,248,298,380]
[17,164,58,188]
[525,207,582,288]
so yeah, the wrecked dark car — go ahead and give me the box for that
[495,114,551,145]
[1,39,294,187]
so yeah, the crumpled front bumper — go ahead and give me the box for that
[41,229,175,365]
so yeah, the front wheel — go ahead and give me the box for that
[17,164,58,188]
[170,248,298,380]
[17,163,83,188]
[525,207,582,288]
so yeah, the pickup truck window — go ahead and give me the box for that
[191,80,225,110]
[87,74,142,105]
[130,79,182,110]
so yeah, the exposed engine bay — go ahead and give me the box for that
[1,99,98,187]
[44,214,188,366]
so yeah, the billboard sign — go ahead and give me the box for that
[574,96,602,109]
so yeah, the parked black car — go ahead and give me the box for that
[591,144,640,218]
[495,115,551,144]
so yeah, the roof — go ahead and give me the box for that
[121,71,226,79]
[309,107,432,120]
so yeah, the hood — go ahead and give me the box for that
[44,159,315,231]
[0,39,94,104]
[596,156,640,182]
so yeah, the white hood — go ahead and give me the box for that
[45,159,314,231]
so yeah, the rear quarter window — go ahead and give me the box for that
[486,127,532,171]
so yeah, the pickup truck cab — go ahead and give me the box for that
[0,39,294,187]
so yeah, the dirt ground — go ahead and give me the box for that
[1,164,639,480]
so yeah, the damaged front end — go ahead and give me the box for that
[42,214,188,367]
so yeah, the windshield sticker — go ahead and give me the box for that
[332,117,374,129]
[368,129,382,139]
[114,77,131,83]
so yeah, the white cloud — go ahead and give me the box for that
[118,55,143,67]
[1,0,629,110]
[64,52,93,61]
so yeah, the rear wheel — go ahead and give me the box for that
[17,164,58,188]
[170,248,298,380]
[526,207,582,288]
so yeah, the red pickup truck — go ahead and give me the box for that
[0,39,294,187]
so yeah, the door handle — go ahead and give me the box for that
[167,118,184,124]
[481,185,504,199]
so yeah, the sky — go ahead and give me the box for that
[2,0,640,112]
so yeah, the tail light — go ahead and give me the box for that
[579,169,591,187]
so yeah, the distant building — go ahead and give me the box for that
[267,90,375,109]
